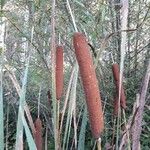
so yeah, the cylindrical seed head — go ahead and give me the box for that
[73,32,104,139]
[34,118,43,150]
[56,45,64,100]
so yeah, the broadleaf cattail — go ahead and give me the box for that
[56,45,64,100]
[73,32,104,139]
[112,63,126,109]
[34,118,43,150]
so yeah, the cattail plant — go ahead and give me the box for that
[34,118,43,150]
[73,32,104,139]
[56,45,64,100]
[112,63,126,111]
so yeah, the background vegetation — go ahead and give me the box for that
[0,0,150,149]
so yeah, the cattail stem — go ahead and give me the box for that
[73,32,104,139]
[122,109,131,150]
[57,100,61,149]
[112,63,126,115]
[97,138,102,150]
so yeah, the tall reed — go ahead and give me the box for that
[112,63,126,110]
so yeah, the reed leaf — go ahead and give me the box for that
[0,17,5,150]
[21,109,37,150]
[0,45,4,150]
[62,64,78,150]
[78,106,88,150]
[15,58,29,150]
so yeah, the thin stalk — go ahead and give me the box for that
[0,16,5,150]
[38,85,42,118]
[58,33,61,45]
[62,65,79,150]
[92,141,96,150]
[116,107,121,150]
[15,56,30,150]
[6,70,36,134]
[122,109,131,150]
[5,105,9,150]
[73,108,77,149]
[45,127,48,150]
[59,67,75,147]
[66,0,78,32]
[60,3,78,148]
[77,106,87,150]
[97,138,102,150]
[116,1,129,149]
[50,0,58,149]
[57,100,60,149]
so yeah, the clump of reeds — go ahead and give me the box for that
[73,32,104,139]
[34,118,43,150]
[56,45,64,100]
[112,63,126,115]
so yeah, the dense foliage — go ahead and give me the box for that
[0,0,150,149]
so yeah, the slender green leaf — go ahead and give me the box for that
[15,58,29,150]
[78,106,88,150]
[63,64,78,150]
[0,17,5,150]
[21,109,37,150]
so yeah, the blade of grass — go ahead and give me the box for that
[20,108,37,150]
[5,23,36,137]
[15,56,37,150]
[5,68,36,134]
[5,104,9,150]
[0,45,4,150]
[62,2,79,148]
[38,84,42,118]
[116,0,129,149]
[66,65,78,150]
[58,3,79,145]
[15,57,30,150]
[66,0,78,32]
[71,103,84,150]
[0,16,5,150]
[45,127,48,150]
[62,64,79,150]
[15,24,35,149]
[73,108,77,149]
[77,106,88,150]
[59,66,75,145]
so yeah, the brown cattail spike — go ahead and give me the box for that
[113,96,119,116]
[112,63,126,109]
[73,32,104,139]
[56,45,64,100]
[34,118,43,150]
